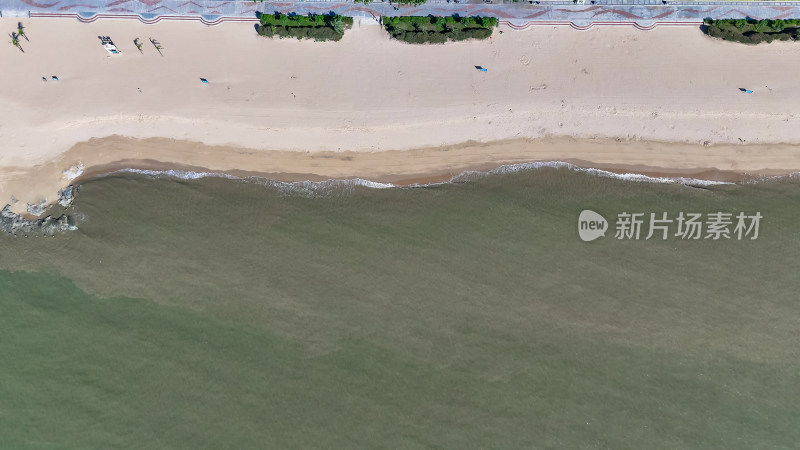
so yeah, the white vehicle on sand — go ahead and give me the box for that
[99,35,122,55]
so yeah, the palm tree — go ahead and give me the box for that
[17,22,28,41]
[9,32,23,53]
[134,38,144,53]
[150,37,163,56]
[331,15,344,34]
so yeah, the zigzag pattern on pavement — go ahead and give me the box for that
[6,0,799,28]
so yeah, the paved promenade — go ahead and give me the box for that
[2,0,800,28]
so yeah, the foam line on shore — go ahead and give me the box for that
[110,161,739,192]
[115,168,242,181]
[449,161,737,186]
[8,162,794,235]
[111,168,395,196]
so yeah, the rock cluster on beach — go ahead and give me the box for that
[26,200,48,216]
[0,206,75,235]
[58,186,75,207]
[0,186,77,235]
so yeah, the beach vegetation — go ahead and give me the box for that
[17,22,28,41]
[150,37,164,56]
[395,0,427,4]
[8,32,23,53]
[383,16,498,44]
[703,18,800,44]
[330,15,345,34]
[257,12,353,41]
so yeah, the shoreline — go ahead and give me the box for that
[3,20,800,214]
[71,139,789,188]
[10,134,800,220]
[75,155,777,190]
[4,134,800,224]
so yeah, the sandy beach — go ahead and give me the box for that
[2,17,800,214]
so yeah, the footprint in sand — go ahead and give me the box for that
[520,55,531,66]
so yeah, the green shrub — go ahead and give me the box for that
[704,18,800,45]
[256,13,350,41]
[384,15,497,44]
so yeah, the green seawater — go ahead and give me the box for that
[1,167,799,448]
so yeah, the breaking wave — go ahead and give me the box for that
[448,161,736,186]
[115,169,241,180]
[112,161,741,194]
[113,169,393,197]
[7,162,795,235]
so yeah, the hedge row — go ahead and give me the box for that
[704,19,800,44]
[257,13,352,41]
[384,16,497,43]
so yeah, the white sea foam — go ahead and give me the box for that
[115,168,242,180]
[20,163,793,235]
[351,179,395,189]
[108,169,395,196]
[106,162,754,194]
[449,161,734,186]
[251,178,395,197]
[63,163,84,181]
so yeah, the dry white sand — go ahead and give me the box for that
[2,18,800,214]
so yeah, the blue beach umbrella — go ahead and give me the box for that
[200,78,209,84]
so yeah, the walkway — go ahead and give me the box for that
[2,0,800,28]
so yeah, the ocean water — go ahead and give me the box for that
[1,165,799,448]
